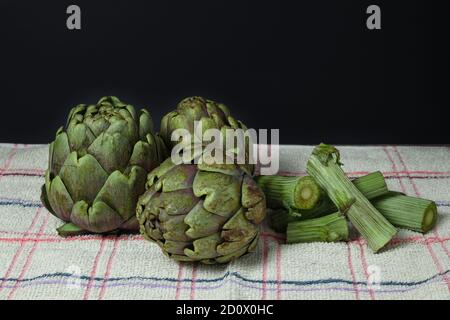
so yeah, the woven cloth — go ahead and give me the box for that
[0,143,449,300]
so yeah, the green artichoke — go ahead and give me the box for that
[137,158,266,264]
[160,96,254,173]
[160,96,248,148]
[41,96,168,237]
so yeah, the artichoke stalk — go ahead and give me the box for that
[306,144,397,252]
[265,171,390,232]
[137,158,266,264]
[286,212,349,244]
[41,96,167,236]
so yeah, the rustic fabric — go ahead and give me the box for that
[0,143,449,300]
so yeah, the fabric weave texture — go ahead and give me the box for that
[0,143,449,300]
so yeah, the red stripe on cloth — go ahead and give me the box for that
[4,168,45,174]
[424,242,450,291]
[392,146,450,291]
[261,236,269,300]
[83,238,107,300]
[357,238,375,300]
[382,146,407,193]
[98,237,120,300]
[0,144,18,183]
[190,264,198,300]
[346,242,360,300]
[261,232,285,242]
[275,241,282,300]
[276,170,450,177]
[0,206,43,292]
[0,233,449,245]
[7,214,50,299]
[175,262,184,300]
[392,147,421,195]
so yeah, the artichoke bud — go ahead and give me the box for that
[137,158,266,264]
[41,96,168,237]
[160,97,254,174]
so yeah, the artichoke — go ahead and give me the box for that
[136,158,266,264]
[160,96,248,148]
[41,96,168,237]
[160,96,254,173]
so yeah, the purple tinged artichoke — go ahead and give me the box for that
[41,96,168,236]
[136,158,267,264]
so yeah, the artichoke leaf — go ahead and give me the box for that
[66,123,96,156]
[125,104,137,121]
[164,240,191,255]
[83,116,110,138]
[104,118,134,142]
[184,201,227,239]
[50,129,71,175]
[171,254,197,262]
[138,109,154,139]
[247,232,260,253]
[216,102,231,119]
[59,152,109,205]
[184,233,221,260]
[45,170,73,221]
[193,171,242,217]
[159,111,178,146]
[87,132,132,174]
[197,157,241,176]
[148,189,199,216]
[160,164,197,192]
[221,208,258,242]
[178,97,209,120]
[71,200,123,233]
[128,139,159,173]
[162,215,190,241]
[245,200,266,225]
[215,245,251,264]
[118,108,139,143]
[216,236,256,257]
[66,104,87,127]
[241,175,264,208]
[94,166,147,220]
[56,222,89,237]
[120,216,139,231]
[40,184,56,216]
[145,158,177,189]
[155,134,169,162]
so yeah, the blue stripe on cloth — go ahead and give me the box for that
[1,269,449,288]
[0,199,41,208]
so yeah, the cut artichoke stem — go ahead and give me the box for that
[371,192,438,233]
[286,212,349,244]
[56,222,90,237]
[255,175,322,210]
[268,171,390,233]
[306,144,397,252]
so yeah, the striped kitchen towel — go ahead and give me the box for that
[0,143,449,300]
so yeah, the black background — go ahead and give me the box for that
[0,1,447,144]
